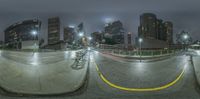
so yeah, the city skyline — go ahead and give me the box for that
[0,0,200,42]
[1,1,200,98]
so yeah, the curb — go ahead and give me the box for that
[190,56,200,93]
[101,52,177,63]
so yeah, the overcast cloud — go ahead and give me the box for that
[0,0,200,42]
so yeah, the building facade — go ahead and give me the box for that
[104,20,125,44]
[64,27,75,44]
[126,32,134,49]
[91,32,103,44]
[4,19,41,49]
[156,19,166,41]
[138,13,173,44]
[48,17,60,45]
[138,13,157,39]
[164,21,173,44]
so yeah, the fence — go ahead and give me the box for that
[112,49,180,57]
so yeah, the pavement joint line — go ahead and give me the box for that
[93,60,186,92]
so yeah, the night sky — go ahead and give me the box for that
[0,0,200,43]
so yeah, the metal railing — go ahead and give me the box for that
[112,49,180,57]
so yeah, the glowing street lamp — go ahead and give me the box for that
[183,34,189,40]
[79,32,84,37]
[139,38,143,62]
[183,34,189,50]
[32,30,37,36]
[139,38,143,43]
[31,30,37,52]
[88,37,92,41]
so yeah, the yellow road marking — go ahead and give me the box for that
[94,60,185,92]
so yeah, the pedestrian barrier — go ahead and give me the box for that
[112,49,180,57]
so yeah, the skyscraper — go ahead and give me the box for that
[138,13,173,44]
[48,17,60,45]
[127,32,133,49]
[164,21,173,44]
[64,27,75,44]
[104,20,125,44]
[91,32,102,44]
[156,19,165,40]
[4,19,41,49]
[138,13,157,39]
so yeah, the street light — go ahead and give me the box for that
[183,34,189,50]
[139,38,143,43]
[79,32,84,37]
[32,31,37,36]
[88,37,92,41]
[139,38,143,62]
[31,30,37,52]
[183,34,189,40]
[88,37,92,47]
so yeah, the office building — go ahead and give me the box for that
[138,13,157,39]
[4,19,41,49]
[138,13,173,44]
[164,21,173,44]
[48,17,60,45]
[64,26,75,44]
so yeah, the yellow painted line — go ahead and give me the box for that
[94,60,185,92]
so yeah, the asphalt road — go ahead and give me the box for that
[0,50,199,99]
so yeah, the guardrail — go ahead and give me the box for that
[111,49,180,57]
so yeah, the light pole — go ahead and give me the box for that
[88,36,92,47]
[79,32,84,37]
[78,32,84,48]
[183,34,189,51]
[31,30,37,52]
[139,38,143,62]
[88,37,92,41]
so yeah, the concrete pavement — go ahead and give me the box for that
[0,50,199,98]
[0,50,88,95]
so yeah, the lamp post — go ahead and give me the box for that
[88,37,92,47]
[183,34,189,51]
[139,38,143,62]
[32,30,37,52]
[88,37,92,41]
[78,32,84,48]
[79,32,84,37]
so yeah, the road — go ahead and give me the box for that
[0,50,199,99]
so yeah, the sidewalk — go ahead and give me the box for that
[0,51,88,95]
[192,56,200,86]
